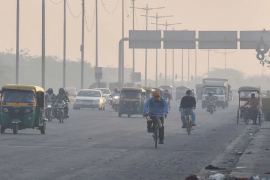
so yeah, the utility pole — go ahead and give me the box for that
[81,0,85,89]
[215,50,235,69]
[63,0,66,88]
[150,13,173,87]
[155,21,181,85]
[131,0,135,85]
[42,0,45,89]
[122,0,124,84]
[16,0,20,84]
[137,5,164,87]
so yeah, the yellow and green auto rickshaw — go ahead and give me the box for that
[119,88,146,118]
[143,87,155,100]
[0,85,47,134]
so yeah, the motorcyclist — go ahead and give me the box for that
[180,90,196,128]
[110,88,120,105]
[56,88,70,118]
[242,93,259,125]
[144,91,168,144]
[163,90,172,108]
[205,92,216,112]
[45,88,56,104]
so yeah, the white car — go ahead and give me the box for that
[94,88,111,103]
[73,89,106,110]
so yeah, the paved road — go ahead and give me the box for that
[0,101,254,180]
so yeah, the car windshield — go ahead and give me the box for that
[97,89,110,94]
[204,88,224,95]
[121,91,141,99]
[77,91,101,97]
[2,90,35,103]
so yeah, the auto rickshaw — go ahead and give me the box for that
[0,85,47,134]
[118,88,146,117]
[237,86,261,125]
[176,86,189,101]
[153,87,163,97]
[143,87,155,100]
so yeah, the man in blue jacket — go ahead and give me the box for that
[144,91,168,144]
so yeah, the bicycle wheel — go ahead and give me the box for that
[186,116,191,135]
[154,122,158,148]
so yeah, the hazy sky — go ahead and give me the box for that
[1,0,270,80]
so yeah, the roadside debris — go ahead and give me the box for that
[245,150,252,154]
[205,165,226,170]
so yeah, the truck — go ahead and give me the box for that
[202,78,229,109]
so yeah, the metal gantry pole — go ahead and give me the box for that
[42,0,45,89]
[81,0,85,89]
[63,0,66,88]
[145,4,148,87]
[16,0,20,84]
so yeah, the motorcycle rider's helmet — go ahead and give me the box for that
[59,88,65,94]
[191,89,194,92]
[208,92,213,96]
[186,90,192,95]
[114,88,119,93]
[164,89,169,93]
[48,88,53,95]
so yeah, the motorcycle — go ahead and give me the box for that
[55,100,66,123]
[112,96,120,112]
[46,101,54,122]
[207,100,216,114]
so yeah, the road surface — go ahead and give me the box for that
[0,101,256,180]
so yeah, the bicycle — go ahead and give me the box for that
[181,108,193,135]
[145,113,163,148]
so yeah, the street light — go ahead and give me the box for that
[215,50,235,69]
[202,49,217,76]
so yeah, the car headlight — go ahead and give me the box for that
[94,99,100,103]
[75,99,81,102]
[114,96,119,99]
[25,109,31,113]
[47,105,52,108]
[3,108,8,113]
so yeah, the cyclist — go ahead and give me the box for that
[180,90,196,128]
[144,91,168,144]
[163,90,172,108]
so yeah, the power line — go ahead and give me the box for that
[49,0,63,5]
[124,0,132,17]
[66,0,82,18]
[101,0,120,14]
[85,7,96,33]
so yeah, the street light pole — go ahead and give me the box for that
[202,49,217,76]
[155,21,181,85]
[131,0,136,85]
[42,0,45,89]
[81,0,85,89]
[139,5,164,87]
[16,0,20,84]
[63,0,66,88]
[150,14,173,87]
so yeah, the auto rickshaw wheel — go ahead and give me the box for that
[40,124,46,134]
[13,124,18,134]
[1,126,5,133]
